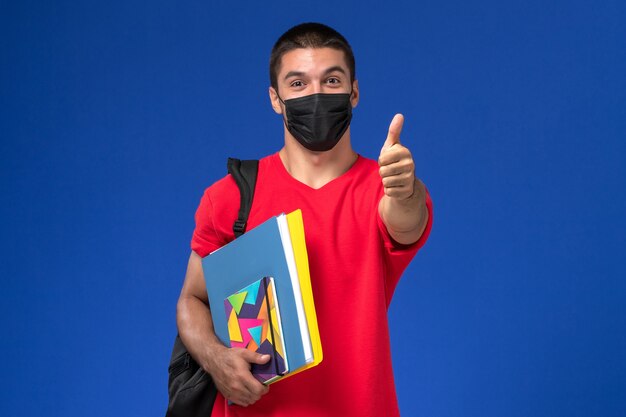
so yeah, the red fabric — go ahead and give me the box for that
[191,153,433,417]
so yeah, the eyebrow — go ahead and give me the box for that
[283,66,347,81]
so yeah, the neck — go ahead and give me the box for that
[279,127,358,189]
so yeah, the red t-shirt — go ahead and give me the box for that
[191,153,433,417]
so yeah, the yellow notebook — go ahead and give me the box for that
[281,210,323,379]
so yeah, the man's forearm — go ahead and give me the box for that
[176,295,226,373]
[379,178,429,245]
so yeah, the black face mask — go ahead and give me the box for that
[279,92,353,152]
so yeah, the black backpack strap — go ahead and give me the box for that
[227,157,259,238]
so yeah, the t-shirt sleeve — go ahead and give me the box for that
[377,188,434,304]
[191,188,224,258]
[190,174,241,258]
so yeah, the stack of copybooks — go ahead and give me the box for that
[202,209,323,384]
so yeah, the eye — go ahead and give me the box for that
[326,77,341,85]
[290,80,304,88]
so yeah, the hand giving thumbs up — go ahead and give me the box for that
[378,114,416,200]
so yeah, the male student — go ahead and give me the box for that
[176,22,433,416]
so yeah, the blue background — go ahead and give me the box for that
[1,0,625,416]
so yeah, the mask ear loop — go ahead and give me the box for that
[273,89,291,132]
[275,90,286,106]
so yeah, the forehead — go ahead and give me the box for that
[277,47,349,78]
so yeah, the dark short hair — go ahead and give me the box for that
[269,22,356,91]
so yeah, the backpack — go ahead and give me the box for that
[165,158,259,417]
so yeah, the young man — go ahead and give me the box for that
[176,23,433,416]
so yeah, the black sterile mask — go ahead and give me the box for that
[278,92,353,152]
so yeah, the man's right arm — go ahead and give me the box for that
[176,251,270,407]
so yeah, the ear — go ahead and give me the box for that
[269,86,283,114]
[350,79,359,108]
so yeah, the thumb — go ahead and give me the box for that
[241,350,271,365]
[382,113,404,150]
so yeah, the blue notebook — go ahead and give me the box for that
[201,213,308,372]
